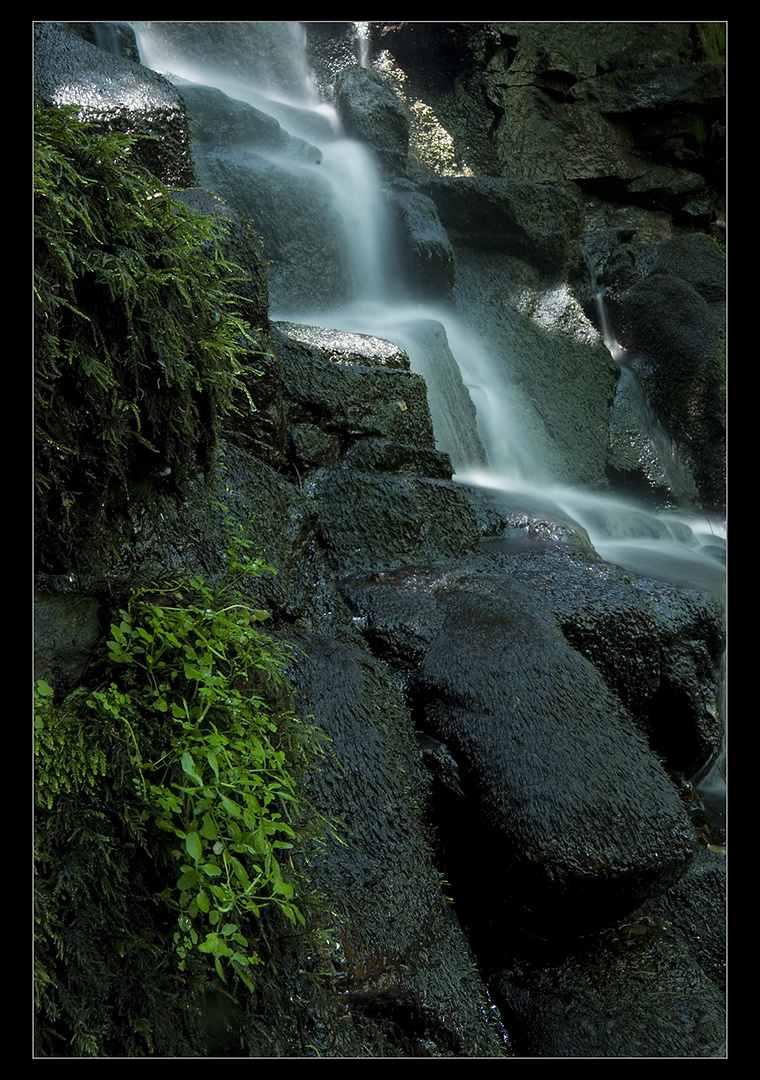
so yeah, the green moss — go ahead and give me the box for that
[34,98,264,575]
[695,23,726,62]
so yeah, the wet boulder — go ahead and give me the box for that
[420,176,582,277]
[540,553,725,776]
[493,904,725,1056]
[178,82,294,156]
[34,22,195,186]
[491,844,726,1057]
[286,633,511,1057]
[343,563,698,937]
[334,65,410,173]
[464,539,725,777]
[310,472,481,575]
[388,186,457,298]
[341,437,453,480]
[272,321,436,463]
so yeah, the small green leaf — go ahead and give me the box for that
[220,794,243,819]
[185,831,203,862]
[200,813,220,841]
[177,869,198,891]
[180,751,203,786]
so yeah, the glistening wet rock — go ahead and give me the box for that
[490,845,725,1058]
[311,472,481,575]
[273,321,437,458]
[287,633,511,1057]
[344,564,698,936]
[492,901,725,1057]
[34,22,195,187]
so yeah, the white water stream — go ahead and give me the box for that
[130,22,726,791]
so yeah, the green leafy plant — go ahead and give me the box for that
[34,679,109,810]
[34,98,265,572]
[35,526,332,1023]
[89,538,319,989]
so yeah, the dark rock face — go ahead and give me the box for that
[312,472,480,574]
[286,635,510,1057]
[34,590,102,692]
[419,176,583,277]
[490,847,726,1057]
[388,186,457,298]
[378,21,724,214]
[606,235,726,507]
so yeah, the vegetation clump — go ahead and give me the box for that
[34,529,331,1055]
[34,98,263,574]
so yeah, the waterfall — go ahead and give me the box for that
[130,21,726,591]
[130,21,726,570]
[130,21,725,790]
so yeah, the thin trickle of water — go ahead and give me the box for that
[583,244,699,507]
[354,22,372,68]
[583,244,627,364]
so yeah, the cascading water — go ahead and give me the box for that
[130,22,725,795]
